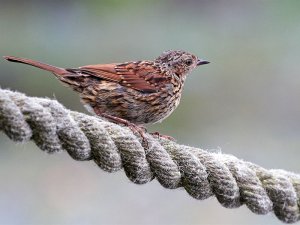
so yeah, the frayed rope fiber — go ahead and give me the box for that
[0,88,299,223]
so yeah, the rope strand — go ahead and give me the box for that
[0,88,299,223]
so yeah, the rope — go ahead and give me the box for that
[0,88,299,224]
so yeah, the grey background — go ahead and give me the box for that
[0,1,299,224]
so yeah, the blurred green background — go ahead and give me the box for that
[1,1,300,224]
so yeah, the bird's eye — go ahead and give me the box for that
[185,59,193,66]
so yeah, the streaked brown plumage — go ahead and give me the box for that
[4,50,209,140]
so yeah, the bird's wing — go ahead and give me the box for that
[68,61,163,93]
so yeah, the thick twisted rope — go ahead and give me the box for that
[0,88,299,224]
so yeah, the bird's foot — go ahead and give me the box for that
[150,132,176,141]
[99,113,149,148]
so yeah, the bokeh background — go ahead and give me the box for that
[1,1,300,224]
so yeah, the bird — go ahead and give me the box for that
[4,50,209,143]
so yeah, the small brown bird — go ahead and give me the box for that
[4,50,209,140]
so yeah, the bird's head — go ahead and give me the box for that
[155,50,209,79]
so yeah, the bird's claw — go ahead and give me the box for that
[150,132,176,141]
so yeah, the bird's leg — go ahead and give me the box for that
[150,132,176,141]
[98,112,149,148]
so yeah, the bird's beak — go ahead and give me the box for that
[197,59,210,66]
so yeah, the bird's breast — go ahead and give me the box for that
[141,81,183,124]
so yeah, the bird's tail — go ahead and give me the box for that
[3,56,68,76]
